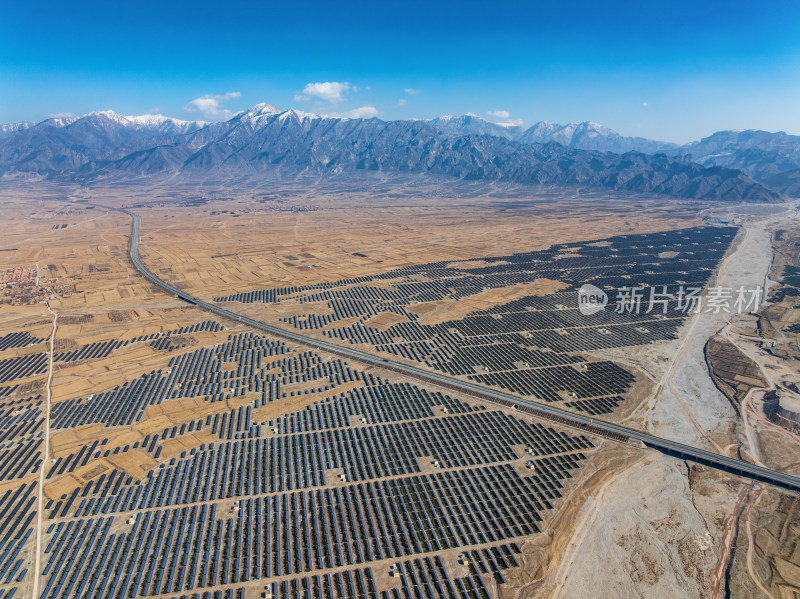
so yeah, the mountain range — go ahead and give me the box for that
[682,130,800,193]
[0,104,794,201]
[421,115,800,195]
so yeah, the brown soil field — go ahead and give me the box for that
[116,188,699,301]
[253,379,364,422]
[760,227,800,360]
[706,335,768,407]
[446,259,510,269]
[408,279,568,325]
[364,311,408,330]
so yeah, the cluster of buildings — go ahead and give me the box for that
[0,266,70,305]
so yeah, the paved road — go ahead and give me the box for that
[31,302,57,599]
[109,204,800,494]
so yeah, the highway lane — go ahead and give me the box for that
[108,204,800,493]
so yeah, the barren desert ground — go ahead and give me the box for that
[0,181,798,598]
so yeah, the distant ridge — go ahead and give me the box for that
[517,120,679,154]
[0,105,783,202]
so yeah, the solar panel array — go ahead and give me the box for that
[0,226,738,598]
[0,321,227,388]
[0,321,600,598]
[0,332,45,352]
[216,226,737,415]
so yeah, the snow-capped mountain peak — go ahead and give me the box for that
[238,103,289,127]
[278,109,321,121]
[516,120,677,154]
[249,103,282,115]
[0,121,35,138]
[39,115,81,128]
[81,110,207,134]
[87,109,127,123]
[427,114,521,139]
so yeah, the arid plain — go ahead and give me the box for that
[0,180,798,598]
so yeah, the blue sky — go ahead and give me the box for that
[2,0,799,142]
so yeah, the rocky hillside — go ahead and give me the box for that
[0,104,781,202]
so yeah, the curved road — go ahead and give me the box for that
[109,204,800,494]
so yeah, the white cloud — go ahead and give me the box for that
[325,105,379,119]
[488,110,510,119]
[397,98,408,106]
[184,92,241,119]
[404,88,420,95]
[48,112,73,118]
[486,110,522,127]
[642,101,649,107]
[295,81,351,103]
[495,118,524,128]
[345,106,379,118]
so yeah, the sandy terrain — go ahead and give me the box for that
[545,457,724,599]
[540,203,800,599]
[646,217,776,447]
